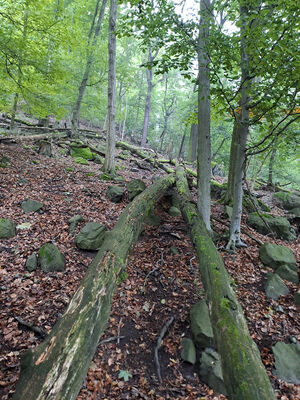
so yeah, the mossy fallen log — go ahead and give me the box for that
[12,174,174,400]
[175,166,275,400]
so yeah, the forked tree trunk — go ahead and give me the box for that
[12,175,174,400]
[175,166,275,400]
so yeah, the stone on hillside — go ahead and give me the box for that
[106,186,124,203]
[0,218,15,239]
[168,206,181,217]
[295,291,300,306]
[211,180,226,200]
[25,253,37,272]
[73,156,88,165]
[71,145,93,160]
[68,215,84,235]
[248,213,296,241]
[39,243,65,272]
[259,243,296,269]
[199,348,227,395]
[264,273,289,300]
[273,191,300,211]
[144,208,161,226]
[225,205,233,220]
[276,264,298,284]
[272,342,300,384]
[288,207,300,218]
[190,300,214,349]
[118,150,130,160]
[0,156,10,168]
[180,338,196,365]
[76,222,106,250]
[127,179,146,201]
[21,199,43,213]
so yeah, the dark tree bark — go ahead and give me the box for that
[12,175,174,400]
[175,166,275,400]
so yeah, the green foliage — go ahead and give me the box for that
[118,370,132,382]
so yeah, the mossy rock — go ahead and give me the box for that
[127,179,146,201]
[0,156,10,168]
[180,338,196,365]
[92,154,103,164]
[73,156,88,165]
[199,348,227,395]
[190,300,214,349]
[259,243,297,269]
[68,215,84,235]
[76,222,106,250]
[0,218,15,239]
[264,273,289,300]
[168,206,181,217]
[21,199,43,213]
[276,264,298,284]
[273,191,300,211]
[248,212,296,241]
[71,145,93,160]
[272,342,300,384]
[118,150,130,160]
[39,243,65,272]
[106,186,124,203]
[25,253,37,272]
[211,180,226,199]
[144,208,161,226]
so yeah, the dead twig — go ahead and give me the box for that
[15,316,47,338]
[117,317,123,346]
[99,335,125,345]
[154,316,174,381]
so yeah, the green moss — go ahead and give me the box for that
[86,172,96,177]
[32,160,38,164]
[65,167,74,172]
[74,157,88,165]
[117,270,128,284]
[71,146,93,160]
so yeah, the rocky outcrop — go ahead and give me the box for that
[76,222,106,250]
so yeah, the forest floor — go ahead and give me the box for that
[0,138,299,400]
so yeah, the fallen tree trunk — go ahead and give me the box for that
[0,132,68,142]
[175,166,275,400]
[13,174,174,400]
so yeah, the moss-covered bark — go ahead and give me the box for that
[13,175,174,400]
[175,166,275,400]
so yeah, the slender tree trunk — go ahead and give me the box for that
[267,143,276,186]
[141,48,153,147]
[197,0,212,232]
[71,0,108,135]
[103,0,117,173]
[225,120,239,203]
[227,4,251,250]
[175,166,276,400]
[178,126,187,159]
[12,175,174,400]
[187,124,198,162]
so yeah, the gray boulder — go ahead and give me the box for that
[0,218,15,239]
[25,253,37,272]
[39,243,65,272]
[180,338,196,365]
[68,215,84,235]
[288,207,300,218]
[76,222,106,250]
[276,264,298,284]
[199,348,227,395]
[190,300,214,349]
[248,213,296,241]
[272,342,300,384]
[264,273,289,300]
[273,191,300,211]
[168,206,181,217]
[127,179,146,201]
[21,199,43,213]
[106,185,124,203]
[259,243,296,269]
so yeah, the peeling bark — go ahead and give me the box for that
[175,166,275,400]
[13,175,174,400]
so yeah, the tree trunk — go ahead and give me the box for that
[227,4,252,250]
[197,0,212,232]
[187,124,198,162]
[13,175,174,400]
[225,120,239,204]
[103,0,117,173]
[71,0,108,135]
[267,143,276,186]
[141,48,153,147]
[175,166,275,400]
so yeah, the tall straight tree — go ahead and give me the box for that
[197,0,212,232]
[104,0,117,173]
[71,0,108,135]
